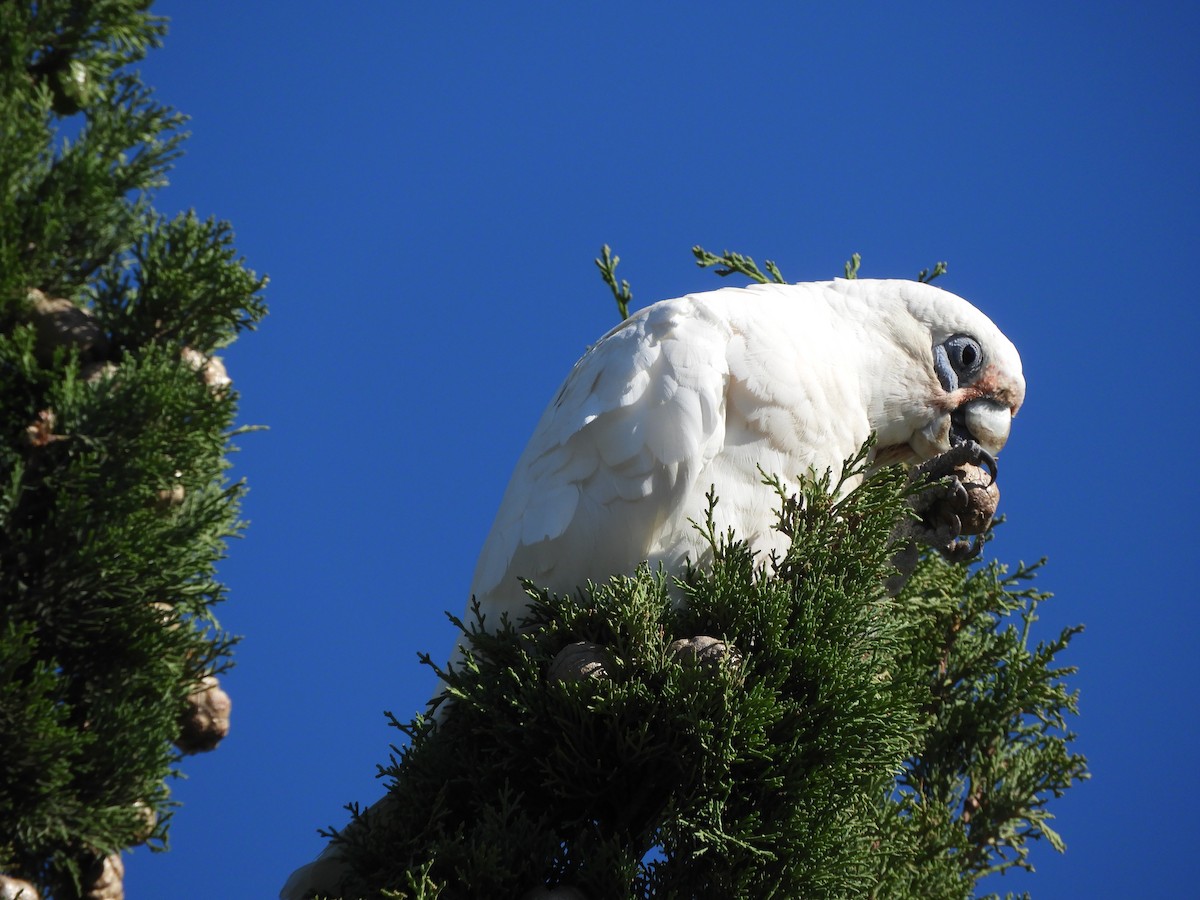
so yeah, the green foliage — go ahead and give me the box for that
[0,2,264,896]
[871,554,1086,897]
[319,448,1084,900]
[92,208,267,352]
[844,252,862,280]
[0,1,182,304]
[917,261,948,284]
[704,246,945,287]
[595,244,633,321]
[602,245,950,323]
[325,447,914,899]
[691,246,786,285]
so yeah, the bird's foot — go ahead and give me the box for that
[919,439,996,486]
[902,442,1001,564]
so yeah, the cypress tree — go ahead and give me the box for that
[0,3,265,897]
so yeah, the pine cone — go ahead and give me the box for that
[82,854,123,900]
[150,602,178,630]
[48,59,95,116]
[155,483,186,509]
[23,410,60,448]
[955,463,1000,535]
[81,360,118,383]
[181,346,232,391]
[175,675,232,754]
[26,289,108,365]
[129,801,157,845]
[0,874,40,900]
[668,635,742,670]
[547,642,611,683]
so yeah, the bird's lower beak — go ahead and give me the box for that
[951,398,1011,456]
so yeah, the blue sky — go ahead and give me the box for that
[125,3,1198,897]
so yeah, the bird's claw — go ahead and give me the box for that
[941,534,983,564]
[917,439,996,486]
[899,442,999,564]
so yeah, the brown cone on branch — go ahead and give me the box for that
[26,289,108,365]
[128,801,157,845]
[81,360,118,384]
[181,346,232,391]
[0,874,41,900]
[81,854,123,900]
[175,675,231,754]
[23,409,60,448]
[150,601,179,631]
[668,635,742,670]
[547,641,611,683]
[154,482,186,510]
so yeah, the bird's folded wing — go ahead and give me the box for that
[468,298,733,623]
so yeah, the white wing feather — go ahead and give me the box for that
[468,294,730,627]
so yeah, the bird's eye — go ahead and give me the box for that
[945,334,983,378]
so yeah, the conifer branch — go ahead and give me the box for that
[692,246,786,284]
[844,251,862,279]
[595,244,633,320]
[917,261,948,283]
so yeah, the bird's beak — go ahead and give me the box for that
[951,398,1011,456]
[913,397,1012,462]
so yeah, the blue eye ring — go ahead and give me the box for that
[933,334,984,392]
[945,334,983,378]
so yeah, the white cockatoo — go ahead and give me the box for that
[281,277,1024,900]
[466,277,1023,632]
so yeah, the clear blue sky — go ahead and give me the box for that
[127,3,1197,897]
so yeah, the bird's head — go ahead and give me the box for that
[840,279,1026,468]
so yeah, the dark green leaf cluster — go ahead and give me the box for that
[318,452,943,898]
[844,253,861,280]
[685,245,946,293]
[594,245,633,322]
[868,554,1087,898]
[0,1,182,305]
[92,209,268,353]
[691,246,785,285]
[916,262,948,284]
[0,2,265,896]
